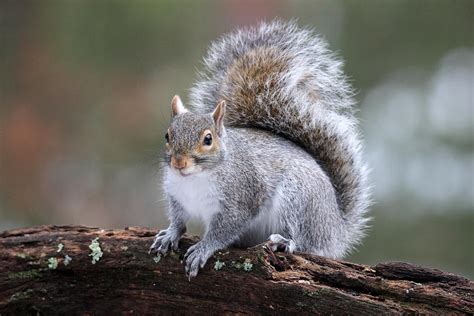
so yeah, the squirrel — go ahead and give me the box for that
[150,20,370,279]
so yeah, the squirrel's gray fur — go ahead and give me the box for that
[150,20,371,279]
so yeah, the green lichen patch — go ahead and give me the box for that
[230,258,253,272]
[47,257,58,270]
[303,289,320,298]
[8,269,42,280]
[9,289,35,303]
[214,260,225,271]
[57,243,64,253]
[231,261,242,269]
[89,237,103,264]
[64,255,72,266]
[243,259,253,272]
[257,252,266,264]
[153,254,161,263]
[303,287,333,298]
[16,253,35,261]
[16,253,27,259]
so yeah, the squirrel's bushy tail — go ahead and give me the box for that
[190,20,371,250]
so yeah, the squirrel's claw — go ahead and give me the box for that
[184,242,211,280]
[267,234,296,253]
[149,229,179,256]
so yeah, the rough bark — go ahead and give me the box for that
[0,225,472,315]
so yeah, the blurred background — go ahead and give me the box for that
[0,0,472,277]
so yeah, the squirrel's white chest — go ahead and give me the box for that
[164,170,220,226]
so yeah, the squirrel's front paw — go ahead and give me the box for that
[149,229,180,255]
[184,242,213,280]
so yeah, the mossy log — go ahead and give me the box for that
[0,225,472,315]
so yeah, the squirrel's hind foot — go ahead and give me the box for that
[267,234,296,253]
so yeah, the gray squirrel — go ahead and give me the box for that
[149,20,370,279]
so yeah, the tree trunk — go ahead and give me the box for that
[0,225,472,315]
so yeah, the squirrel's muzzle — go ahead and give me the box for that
[171,154,191,170]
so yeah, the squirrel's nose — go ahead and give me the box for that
[171,155,188,170]
[175,161,187,170]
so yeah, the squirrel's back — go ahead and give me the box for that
[190,20,370,249]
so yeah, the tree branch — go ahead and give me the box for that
[0,225,472,314]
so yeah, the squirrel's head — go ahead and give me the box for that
[164,95,226,177]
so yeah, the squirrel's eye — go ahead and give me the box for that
[203,133,212,146]
[165,133,169,143]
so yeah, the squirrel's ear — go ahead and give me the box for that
[212,100,226,136]
[171,95,188,117]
